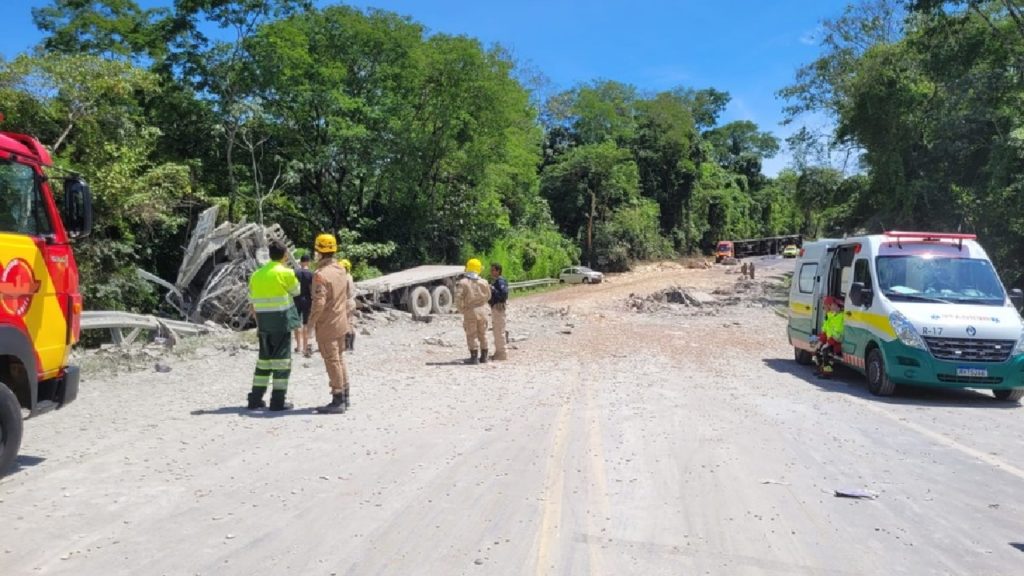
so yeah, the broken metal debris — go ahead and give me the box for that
[140,205,294,330]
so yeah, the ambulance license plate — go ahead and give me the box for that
[956,367,988,378]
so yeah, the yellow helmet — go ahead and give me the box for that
[340,258,352,271]
[465,258,482,274]
[314,233,337,254]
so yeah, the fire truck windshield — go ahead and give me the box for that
[0,159,52,236]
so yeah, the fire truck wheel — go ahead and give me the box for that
[0,383,24,477]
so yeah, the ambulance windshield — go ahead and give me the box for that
[876,255,1006,306]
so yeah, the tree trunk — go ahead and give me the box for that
[226,130,238,222]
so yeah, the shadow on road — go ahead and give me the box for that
[763,357,1020,409]
[190,406,319,417]
[1010,542,1024,554]
[1,454,46,479]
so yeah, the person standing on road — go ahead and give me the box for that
[455,258,491,365]
[293,253,314,358]
[814,296,844,378]
[340,258,357,352]
[309,234,352,414]
[489,262,509,361]
[247,241,301,411]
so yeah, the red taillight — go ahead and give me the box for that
[70,294,82,343]
[854,243,862,254]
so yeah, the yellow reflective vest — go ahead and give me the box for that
[249,260,301,332]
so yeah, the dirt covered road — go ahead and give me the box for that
[3,259,1024,575]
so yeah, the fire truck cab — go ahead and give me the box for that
[0,124,93,475]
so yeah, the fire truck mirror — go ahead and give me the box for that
[63,176,93,239]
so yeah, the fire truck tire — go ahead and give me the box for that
[0,383,24,477]
[430,286,453,314]
[409,286,432,317]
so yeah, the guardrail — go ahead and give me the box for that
[509,278,558,290]
[81,311,213,347]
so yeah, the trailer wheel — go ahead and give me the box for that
[993,388,1024,402]
[431,286,453,314]
[866,349,895,397]
[0,382,24,477]
[409,286,432,317]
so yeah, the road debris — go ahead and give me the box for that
[833,488,879,500]
[140,205,294,330]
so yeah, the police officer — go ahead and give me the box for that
[309,234,352,414]
[489,262,509,361]
[455,258,491,364]
[247,241,301,411]
[340,258,357,351]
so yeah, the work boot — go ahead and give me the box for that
[464,350,479,365]
[247,386,267,410]
[268,390,293,411]
[480,348,489,364]
[303,344,313,359]
[316,392,346,414]
[345,333,355,352]
[343,387,351,408]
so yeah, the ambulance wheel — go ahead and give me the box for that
[430,285,453,314]
[866,349,895,396]
[992,388,1024,402]
[794,347,813,366]
[409,286,432,317]
[0,383,24,477]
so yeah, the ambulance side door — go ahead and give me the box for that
[843,257,874,358]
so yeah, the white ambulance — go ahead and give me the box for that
[787,232,1024,399]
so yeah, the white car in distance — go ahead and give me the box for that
[559,266,604,284]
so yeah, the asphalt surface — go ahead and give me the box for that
[2,260,1023,575]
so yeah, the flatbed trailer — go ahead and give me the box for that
[356,265,465,316]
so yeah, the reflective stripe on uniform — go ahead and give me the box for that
[252,374,271,387]
[252,295,294,312]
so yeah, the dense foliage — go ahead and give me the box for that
[781,0,1024,288]
[4,1,821,312]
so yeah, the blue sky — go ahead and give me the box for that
[2,0,848,174]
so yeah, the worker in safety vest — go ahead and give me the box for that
[489,262,509,361]
[454,258,491,364]
[309,234,352,414]
[247,241,301,411]
[814,296,845,377]
[340,258,357,351]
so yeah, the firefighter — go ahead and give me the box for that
[489,262,509,361]
[293,253,314,358]
[454,258,491,364]
[340,258,357,352]
[309,234,352,414]
[814,296,845,378]
[247,240,301,411]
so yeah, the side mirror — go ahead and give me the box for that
[63,176,93,238]
[1011,288,1023,311]
[850,282,872,308]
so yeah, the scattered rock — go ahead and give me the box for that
[424,336,454,348]
[154,363,172,373]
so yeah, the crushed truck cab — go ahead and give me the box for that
[787,232,1024,399]
[0,125,93,475]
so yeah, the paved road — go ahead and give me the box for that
[2,263,1022,575]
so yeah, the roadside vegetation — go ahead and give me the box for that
[1,0,1021,312]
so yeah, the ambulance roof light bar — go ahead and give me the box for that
[884,230,976,250]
